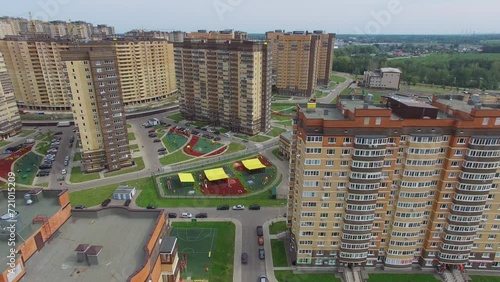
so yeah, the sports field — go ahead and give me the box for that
[171,227,217,279]
[193,137,224,154]
[163,133,188,152]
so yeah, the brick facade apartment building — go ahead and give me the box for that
[288,93,500,270]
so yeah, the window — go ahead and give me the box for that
[327,149,335,155]
[325,160,334,166]
[375,117,382,125]
[328,137,337,144]
[343,137,352,144]
[304,159,320,165]
[306,148,322,154]
[457,138,466,144]
[483,117,490,125]
[306,136,323,142]
[341,160,348,166]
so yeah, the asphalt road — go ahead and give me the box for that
[165,207,284,282]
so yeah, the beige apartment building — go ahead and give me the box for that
[61,47,132,172]
[288,93,500,275]
[363,67,402,90]
[0,51,21,139]
[0,35,177,111]
[174,38,271,135]
[266,30,335,97]
[0,34,72,111]
[187,29,247,40]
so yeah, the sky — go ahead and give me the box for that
[2,0,497,34]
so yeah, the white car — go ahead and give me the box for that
[232,205,245,210]
[180,213,192,218]
[207,128,214,133]
[61,169,67,175]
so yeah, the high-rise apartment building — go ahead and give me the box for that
[61,47,132,172]
[0,35,177,111]
[187,29,247,40]
[266,30,335,97]
[288,93,500,270]
[0,51,21,139]
[174,38,271,135]
[0,34,72,111]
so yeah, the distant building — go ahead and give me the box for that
[278,131,292,160]
[174,38,271,135]
[186,29,247,40]
[363,67,402,90]
[0,51,21,139]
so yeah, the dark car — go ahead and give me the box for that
[148,133,157,138]
[214,137,221,141]
[216,205,230,210]
[195,213,208,218]
[153,139,161,143]
[249,204,261,210]
[256,226,263,236]
[201,127,207,131]
[74,205,86,210]
[101,199,111,207]
[241,252,248,264]
[36,171,50,177]
[148,129,156,133]
[185,122,191,126]
[124,199,131,207]
[54,131,63,135]
[168,213,177,218]
[214,131,220,135]
[69,136,75,142]
[159,151,167,155]
[195,126,202,130]
[191,130,199,135]
[158,148,167,152]
[258,248,265,260]
[146,205,156,209]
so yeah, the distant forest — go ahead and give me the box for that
[333,45,500,90]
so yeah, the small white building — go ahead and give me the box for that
[363,67,402,90]
[113,185,137,200]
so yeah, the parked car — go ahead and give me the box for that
[72,128,77,132]
[249,204,261,210]
[201,127,207,131]
[124,199,131,207]
[148,129,156,133]
[74,205,86,210]
[214,131,220,135]
[153,139,161,143]
[158,148,167,152]
[214,137,221,141]
[195,213,208,218]
[148,133,157,138]
[101,199,111,207]
[256,226,263,236]
[185,122,191,126]
[258,248,265,260]
[54,131,63,135]
[216,205,230,210]
[146,205,156,209]
[64,156,70,161]
[195,126,202,130]
[258,236,264,246]
[36,171,50,177]
[168,213,177,218]
[57,176,64,181]
[159,151,167,155]
[61,169,67,175]
[207,128,214,133]
[259,275,267,282]
[180,212,192,218]
[64,160,69,166]
[241,252,248,264]
[232,205,245,210]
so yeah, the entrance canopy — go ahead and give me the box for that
[204,168,228,181]
[178,173,195,183]
[241,158,266,170]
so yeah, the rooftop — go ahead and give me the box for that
[380,67,402,73]
[280,131,292,142]
[22,208,162,282]
[435,94,499,113]
[0,189,63,272]
[160,237,177,254]
[299,103,348,121]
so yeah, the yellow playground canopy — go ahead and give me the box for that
[178,173,195,183]
[204,168,228,181]
[241,158,266,170]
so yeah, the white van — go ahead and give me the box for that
[223,132,231,138]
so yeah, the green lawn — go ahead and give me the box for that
[249,135,272,143]
[191,121,207,127]
[167,113,184,122]
[162,133,188,152]
[37,182,49,187]
[172,222,234,282]
[0,140,10,148]
[214,127,229,133]
[275,271,340,282]
[127,132,136,141]
[368,274,439,282]
[129,144,139,151]
[272,103,297,112]
[127,123,132,128]
[272,115,293,126]
[222,143,246,155]
[35,142,50,155]
[340,87,353,95]
[14,152,43,185]
[403,84,455,94]
[266,127,287,137]
[271,240,288,267]
[272,148,285,161]
[314,90,328,98]
[104,157,145,177]
[269,221,288,234]
[330,75,346,83]
[69,166,101,183]
[159,150,193,165]
[69,177,153,207]
[19,129,36,137]
[35,132,53,141]
[73,152,82,162]
[470,276,500,282]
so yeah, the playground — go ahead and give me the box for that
[163,132,188,152]
[170,228,217,280]
[161,155,277,196]
[0,145,33,180]
[14,152,43,185]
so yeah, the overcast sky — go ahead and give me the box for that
[3,0,497,34]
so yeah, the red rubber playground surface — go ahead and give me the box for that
[0,145,33,179]
[200,178,247,195]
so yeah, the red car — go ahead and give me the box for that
[148,129,156,133]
